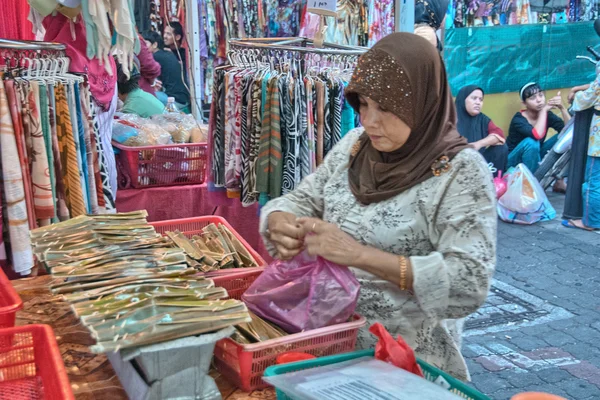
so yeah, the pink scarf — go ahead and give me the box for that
[43,13,117,112]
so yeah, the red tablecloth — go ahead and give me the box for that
[116,184,272,262]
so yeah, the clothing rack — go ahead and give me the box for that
[0,39,66,51]
[208,38,364,207]
[228,37,367,56]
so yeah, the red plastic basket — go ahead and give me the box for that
[0,268,23,330]
[0,324,74,400]
[213,314,366,392]
[113,140,207,189]
[150,216,265,299]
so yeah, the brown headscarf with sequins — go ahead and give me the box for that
[345,32,468,205]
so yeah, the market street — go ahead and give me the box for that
[465,193,600,399]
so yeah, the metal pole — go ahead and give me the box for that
[187,0,204,121]
[395,0,415,33]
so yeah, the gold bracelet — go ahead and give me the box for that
[398,256,408,291]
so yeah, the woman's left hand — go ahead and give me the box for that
[297,217,365,267]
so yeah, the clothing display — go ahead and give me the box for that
[0,39,116,275]
[208,45,361,206]
[449,0,600,26]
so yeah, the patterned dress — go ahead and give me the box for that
[259,128,497,381]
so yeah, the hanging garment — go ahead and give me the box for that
[0,79,34,275]
[67,83,90,214]
[43,13,117,112]
[47,82,71,220]
[37,84,59,223]
[0,0,34,40]
[368,0,395,47]
[55,83,87,218]
[92,93,117,213]
[5,80,37,229]
[28,82,54,224]
[315,79,325,166]
[79,84,101,215]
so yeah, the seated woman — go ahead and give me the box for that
[456,85,508,175]
[260,33,496,380]
[116,59,165,118]
[507,83,570,174]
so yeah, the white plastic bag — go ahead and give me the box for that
[497,163,556,224]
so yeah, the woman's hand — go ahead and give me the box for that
[267,212,305,260]
[297,218,364,266]
[547,92,564,109]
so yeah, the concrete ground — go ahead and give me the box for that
[466,193,600,399]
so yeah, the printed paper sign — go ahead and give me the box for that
[307,0,337,17]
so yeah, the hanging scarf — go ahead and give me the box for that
[43,13,117,112]
[5,80,36,228]
[345,33,468,205]
[0,79,33,275]
[27,82,55,223]
[55,83,87,217]
[455,85,491,143]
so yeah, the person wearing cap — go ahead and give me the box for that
[507,83,570,175]
[116,58,165,118]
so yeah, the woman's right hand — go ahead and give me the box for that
[267,212,305,260]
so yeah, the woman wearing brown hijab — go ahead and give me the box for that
[259,33,496,380]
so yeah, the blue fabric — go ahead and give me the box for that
[582,156,600,228]
[74,85,92,214]
[507,135,558,173]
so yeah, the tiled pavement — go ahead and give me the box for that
[466,193,600,399]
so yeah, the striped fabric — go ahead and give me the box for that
[331,80,343,150]
[241,78,263,206]
[55,84,87,217]
[0,79,33,275]
[323,81,332,156]
[256,75,273,195]
[211,69,226,187]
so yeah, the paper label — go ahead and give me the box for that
[307,0,337,17]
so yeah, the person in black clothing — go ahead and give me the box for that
[507,82,570,175]
[142,31,190,109]
[163,21,188,76]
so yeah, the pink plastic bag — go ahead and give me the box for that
[242,252,360,334]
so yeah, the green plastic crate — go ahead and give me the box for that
[264,349,490,400]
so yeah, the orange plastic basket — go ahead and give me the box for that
[150,216,265,299]
[213,314,366,392]
[0,324,74,400]
[0,268,23,330]
[113,141,207,189]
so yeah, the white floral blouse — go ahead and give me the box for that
[259,128,497,381]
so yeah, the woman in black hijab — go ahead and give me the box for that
[456,85,508,175]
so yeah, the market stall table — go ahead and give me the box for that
[11,276,276,400]
[116,183,272,263]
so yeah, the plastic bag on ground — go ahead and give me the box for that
[497,163,556,224]
[242,252,360,334]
